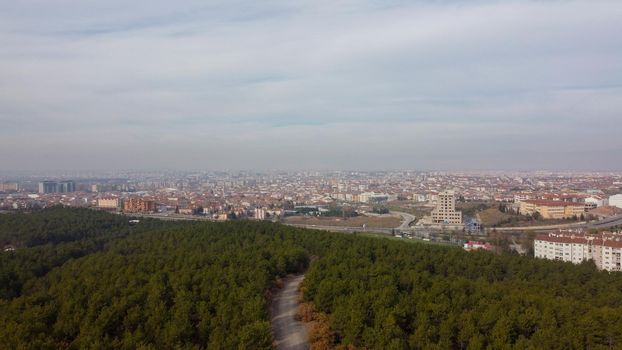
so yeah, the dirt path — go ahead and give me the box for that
[270,274,309,350]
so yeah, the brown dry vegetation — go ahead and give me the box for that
[478,208,582,228]
[297,302,335,350]
[478,208,513,226]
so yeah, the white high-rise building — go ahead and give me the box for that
[609,194,622,209]
[254,208,266,220]
[534,231,622,272]
[431,190,462,224]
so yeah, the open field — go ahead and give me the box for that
[283,215,402,228]
[478,208,582,228]
[478,208,513,226]
[456,201,495,217]
[386,202,433,218]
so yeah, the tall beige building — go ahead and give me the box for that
[97,197,120,210]
[0,182,18,192]
[431,190,462,224]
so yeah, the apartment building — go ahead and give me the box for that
[513,192,532,202]
[0,182,19,192]
[97,197,120,210]
[38,180,76,194]
[123,197,156,213]
[609,194,622,209]
[254,207,266,220]
[38,181,57,194]
[431,190,462,224]
[519,200,584,219]
[534,231,622,272]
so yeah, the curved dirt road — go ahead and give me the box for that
[270,275,309,350]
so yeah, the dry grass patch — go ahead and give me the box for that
[297,302,335,350]
[478,208,513,226]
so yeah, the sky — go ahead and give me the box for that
[1,0,621,171]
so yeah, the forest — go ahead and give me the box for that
[302,239,622,349]
[1,208,622,349]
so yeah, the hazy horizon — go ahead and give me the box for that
[3,168,622,177]
[2,0,621,171]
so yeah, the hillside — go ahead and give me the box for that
[1,208,621,349]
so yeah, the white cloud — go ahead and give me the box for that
[0,0,621,170]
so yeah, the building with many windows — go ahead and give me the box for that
[609,194,622,209]
[38,181,57,194]
[38,180,76,194]
[534,231,622,272]
[57,181,76,193]
[519,200,585,219]
[0,182,19,192]
[431,190,462,224]
[123,197,156,213]
[97,197,120,210]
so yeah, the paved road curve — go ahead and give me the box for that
[271,275,310,350]
[391,210,417,229]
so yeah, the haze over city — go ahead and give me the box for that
[4,2,622,348]
[2,0,621,171]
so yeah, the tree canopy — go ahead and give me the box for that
[1,208,622,349]
[302,237,622,349]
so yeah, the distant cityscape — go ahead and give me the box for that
[2,171,622,218]
[2,170,622,270]
[2,171,621,213]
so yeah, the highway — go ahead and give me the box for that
[391,211,417,230]
[586,214,622,229]
[123,211,622,235]
[286,211,416,235]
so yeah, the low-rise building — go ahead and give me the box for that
[519,200,584,219]
[584,196,604,209]
[464,218,481,233]
[464,241,493,251]
[177,208,193,215]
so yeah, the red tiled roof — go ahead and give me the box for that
[523,200,584,207]
[536,233,622,248]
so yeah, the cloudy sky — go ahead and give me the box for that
[1,0,621,171]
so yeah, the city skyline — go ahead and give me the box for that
[2,0,622,171]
